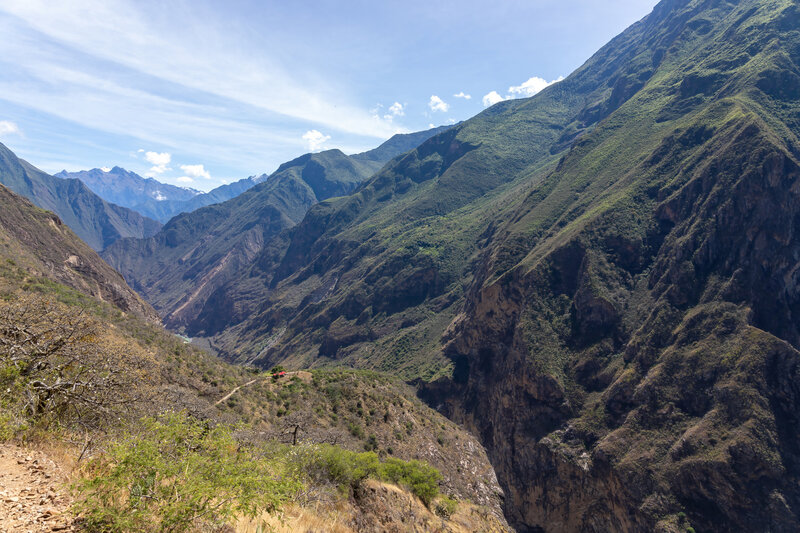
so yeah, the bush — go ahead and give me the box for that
[290,443,442,506]
[378,457,442,506]
[293,444,379,491]
[72,413,301,532]
[434,495,458,518]
[0,296,148,432]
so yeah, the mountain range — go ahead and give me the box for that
[0,143,161,251]
[100,0,800,530]
[55,167,268,223]
[3,0,800,530]
[101,126,452,332]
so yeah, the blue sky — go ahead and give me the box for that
[0,0,659,191]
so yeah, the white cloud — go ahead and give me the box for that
[0,120,20,136]
[388,102,404,116]
[453,91,471,100]
[145,151,170,166]
[508,76,564,97]
[176,176,193,183]
[100,166,111,172]
[143,150,171,175]
[302,129,330,152]
[482,91,505,107]
[482,75,564,108]
[428,95,449,113]
[179,163,211,179]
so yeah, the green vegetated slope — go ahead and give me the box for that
[0,178,507,530]
[195,0,685,378]
[195,0,800,530]
[0,143,162,251]
[101,127,450,331]
[431,1,800,532]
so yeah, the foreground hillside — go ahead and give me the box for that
[0,181,505,531]
[171,0,800,530]
[0,143,161,251]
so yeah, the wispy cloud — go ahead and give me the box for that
[428,95,449,113]
[0,1,400,140]
[302,129,330,151]
[0,120,20,136]
[453,91,471,100]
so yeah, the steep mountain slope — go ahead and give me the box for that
[0,184,158,322]
[56,167,268,223]
[0,144,161,251]
[192,0,800,530]
[101,149,380,330]
[102,127,450,330]
[350,124,454,166]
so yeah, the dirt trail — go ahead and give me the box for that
[214,371,313,406]
[214,378,259,406]
[0,444,76,532]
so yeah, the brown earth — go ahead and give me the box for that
[0,444,76,532]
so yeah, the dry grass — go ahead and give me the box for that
[236,500,355,533]
[235,480,511,533]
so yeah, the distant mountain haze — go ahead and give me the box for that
[0,142,161,251]
[55,167,267,223]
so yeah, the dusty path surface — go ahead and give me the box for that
[0,443,76,532]
[214,378,259,406]
[214,370,313,406]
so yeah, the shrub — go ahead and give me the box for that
[378,457,442,506]
[289,444,442,506]
[0,296,148,432]
[72,413,301,532]
[293,444,379,491]
[434,495,458,518]
[348,421,365,438]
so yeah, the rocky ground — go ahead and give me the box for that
[0,444,76,532]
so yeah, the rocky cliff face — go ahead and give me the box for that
[421,2,800,531]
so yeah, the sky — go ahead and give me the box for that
[0,0,660,191]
